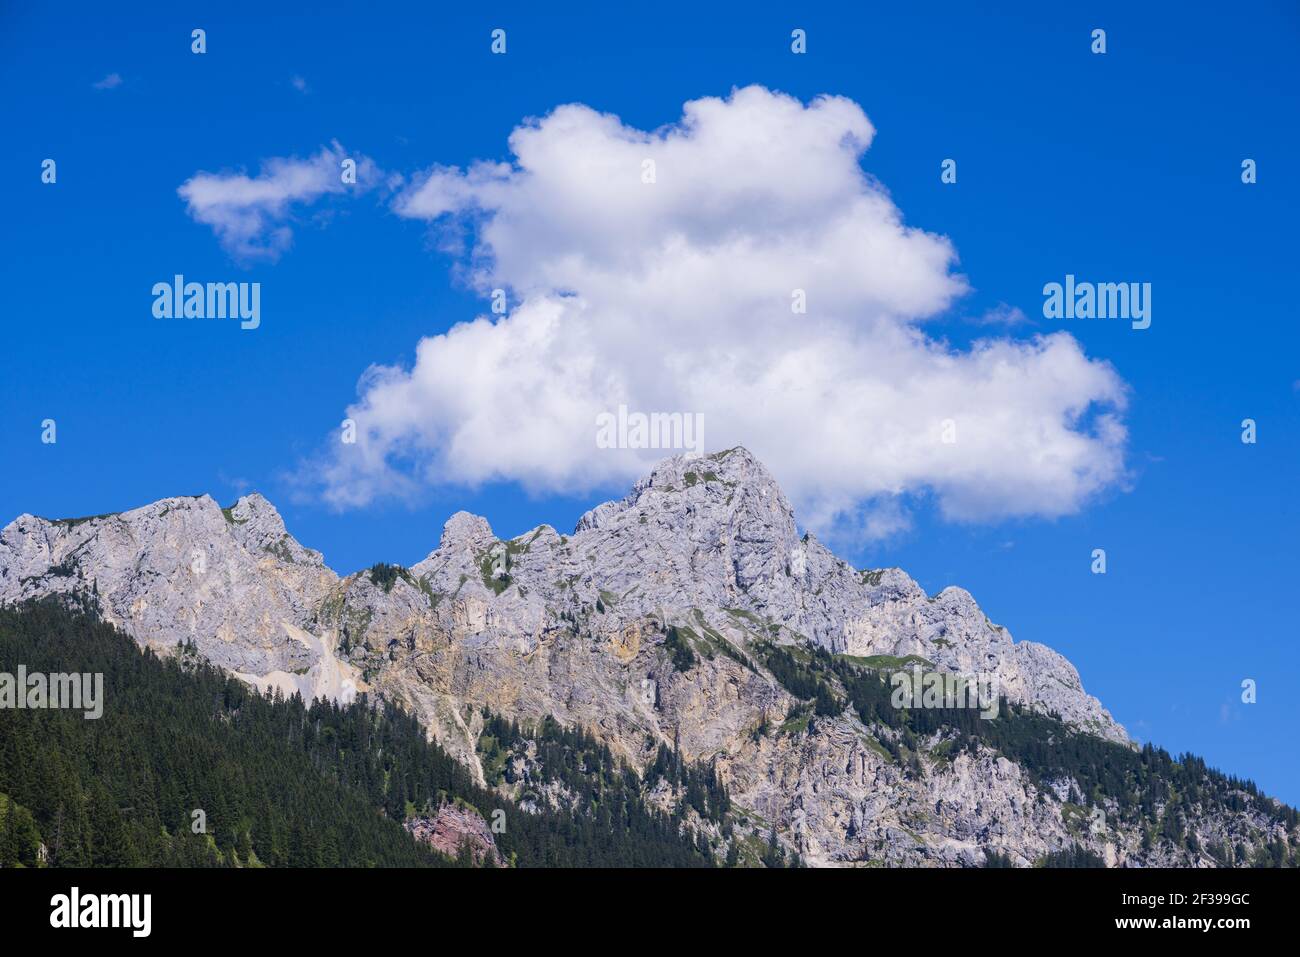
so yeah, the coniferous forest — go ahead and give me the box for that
[0,599,712,868]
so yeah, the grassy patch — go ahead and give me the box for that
[220,506,248,525]
[417,576,442,609]
[689,611,756,670]
[835,653,934,671]
[779,712,811,736]
[477,547,512,596]
[724,607,763,627]
[859,732,895,763]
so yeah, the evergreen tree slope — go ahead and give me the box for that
[0,599,712,868]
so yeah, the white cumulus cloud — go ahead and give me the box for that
[178,141,376,262]
[315,86,1128,537]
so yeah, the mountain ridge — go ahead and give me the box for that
[2,447,1294,867]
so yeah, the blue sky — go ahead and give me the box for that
[2,2,1298,803]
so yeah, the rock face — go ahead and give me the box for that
[0,493,357,703]
[405,804,501,865]
[2,447,1282,866]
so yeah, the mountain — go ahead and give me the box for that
[2,448,1295,867]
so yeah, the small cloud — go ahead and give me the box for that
[290,75,309,94]
[178,140,380,263]
[92,73,123,91]
[970,302,1031,327]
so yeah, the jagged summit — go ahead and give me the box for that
[438,511,496,551]
[226,492,327,567]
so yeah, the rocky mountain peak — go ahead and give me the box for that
[641,444,764,484]
[224,492,325,567]
[229,490,277,521]
[637,446,789,509]
[577,446,798,543]
[439,511,496,551]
